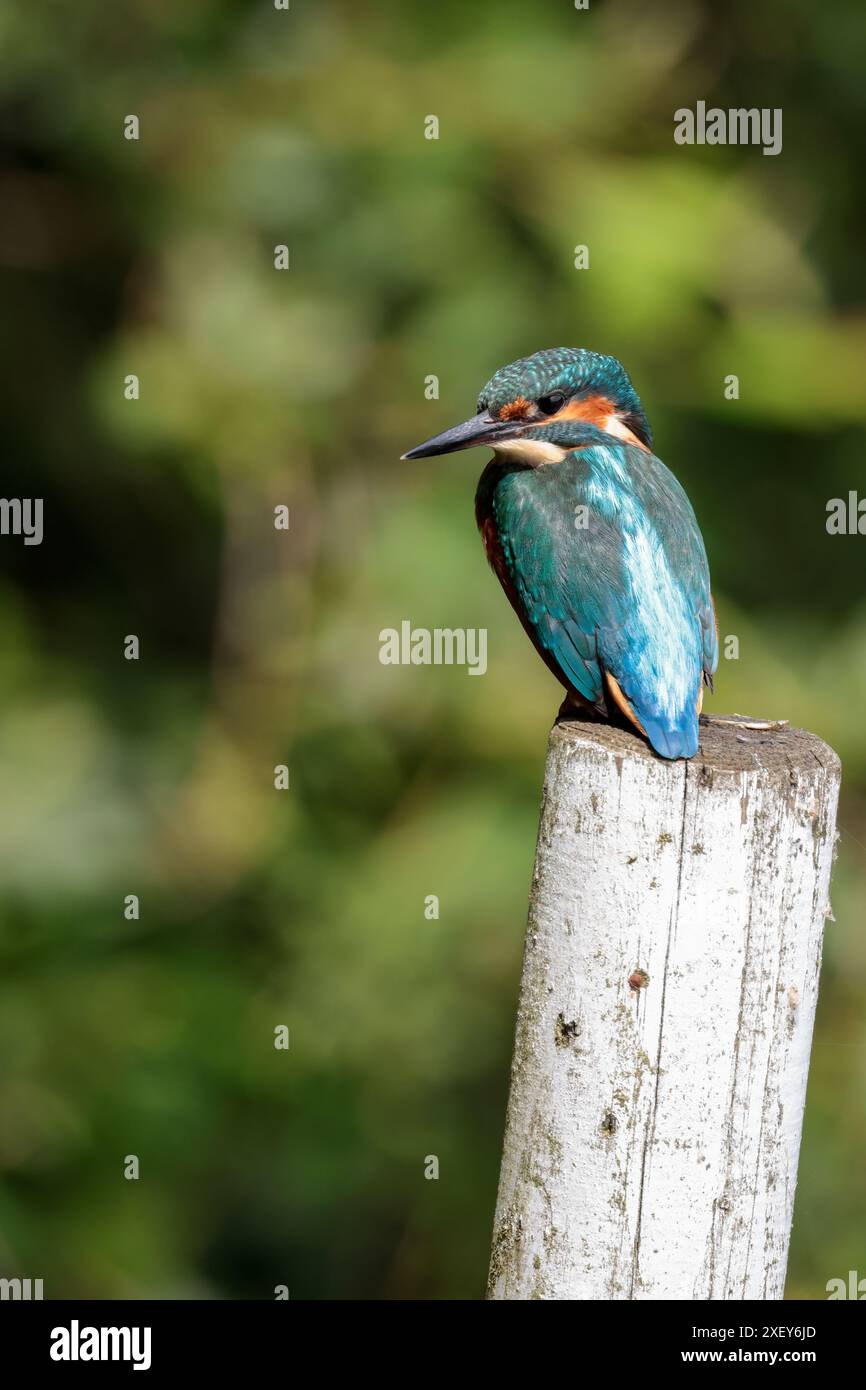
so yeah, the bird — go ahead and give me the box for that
[401,347,717,760]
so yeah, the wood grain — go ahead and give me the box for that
[487,713,841,1301]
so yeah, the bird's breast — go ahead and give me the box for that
[475,462,536,624]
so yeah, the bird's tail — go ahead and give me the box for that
[639,714,699,761]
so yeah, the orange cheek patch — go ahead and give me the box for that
[499,396,532,421]
[536,395,650,451]
[556,394,616,426]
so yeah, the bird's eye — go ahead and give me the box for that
[537,391,566,416]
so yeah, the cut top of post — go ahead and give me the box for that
[552,710,840,782]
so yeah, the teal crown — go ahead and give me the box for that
[477,347,652,448]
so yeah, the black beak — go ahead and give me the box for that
[401,411,521,460]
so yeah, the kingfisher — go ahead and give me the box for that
[402,347,717,760]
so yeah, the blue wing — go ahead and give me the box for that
[488,439,716,760]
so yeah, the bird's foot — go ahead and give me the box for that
[557,692,603,724]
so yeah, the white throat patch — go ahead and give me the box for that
[602,413,637,444]
[492,437,567,466]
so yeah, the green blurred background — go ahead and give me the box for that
[0,0,864,1299]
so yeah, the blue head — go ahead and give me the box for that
[403,347,652,460]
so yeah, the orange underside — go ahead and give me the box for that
[607,671,704,736]
[605,671,647,736]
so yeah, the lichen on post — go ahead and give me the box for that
[487,713,841,1301]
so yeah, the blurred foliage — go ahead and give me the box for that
[0,0,864,1299]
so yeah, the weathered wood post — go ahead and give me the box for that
[487,713,840,1300]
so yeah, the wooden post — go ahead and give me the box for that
[487,713,840,1301]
